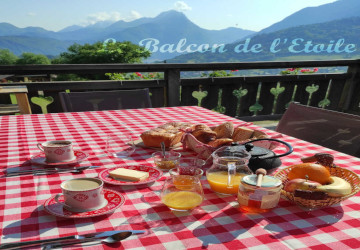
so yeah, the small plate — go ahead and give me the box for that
[44,189,125,218]
[99,165,163,186]
[31,151,88,166]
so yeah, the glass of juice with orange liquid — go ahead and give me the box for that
[161,174,204,212]
[206,146,252,195]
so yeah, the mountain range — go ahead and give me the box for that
[169,0,360,62]
[0,11,254,60]
[169,16,360,63]
[0,0,359,62]
[259,0,360,34]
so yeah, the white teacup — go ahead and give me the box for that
[37,140,75,163]
[55,178,107,212]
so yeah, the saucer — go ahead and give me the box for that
[31,151,88,166]
[44,189,125,218]
[99,165,163,186]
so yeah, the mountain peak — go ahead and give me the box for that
[154,10,188,21]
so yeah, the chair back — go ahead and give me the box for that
[0,85,32,115]
[59,89,152,112]
[276,103,360,157]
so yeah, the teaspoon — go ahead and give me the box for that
[43,231,132,249]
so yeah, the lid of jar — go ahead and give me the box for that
[242,174,282,188]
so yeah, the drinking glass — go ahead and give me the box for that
[169,157,205,180]
[160,175,204,212]
[106,132,135,158]
[152,151,181,171]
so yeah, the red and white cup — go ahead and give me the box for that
[55,178,107,212]
[37,140,75,163]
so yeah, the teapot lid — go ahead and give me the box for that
[212,144,251,159]
[243,143,271,157]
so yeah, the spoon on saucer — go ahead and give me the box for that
[43,231,133,249]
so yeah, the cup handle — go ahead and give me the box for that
[54,193,72,210]
[227,162,236,188]
[37,142,44,152]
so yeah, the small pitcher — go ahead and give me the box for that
[206,145,252,195]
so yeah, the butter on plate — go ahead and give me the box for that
[109,168,149,181]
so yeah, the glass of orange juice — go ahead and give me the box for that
[160,175,204,212]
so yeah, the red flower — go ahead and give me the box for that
[313,68,319,72]
[231,69,239,72]
[135,72,142,77]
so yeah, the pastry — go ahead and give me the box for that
[232,127,254,141]
[141,122,193,147]
[208,138,233,148]
[191,124,217,144]
[252,130,269,139]
[213,122,234,139]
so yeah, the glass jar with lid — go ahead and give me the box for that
[238,174,282,213]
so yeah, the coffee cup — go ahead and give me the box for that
[55,178,107,212]
[37,140,75,163]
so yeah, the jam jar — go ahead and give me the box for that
[238,174,282,213]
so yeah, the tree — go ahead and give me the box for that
[0,49,18,65]
[53,41,151,64]
[16,52,51,65]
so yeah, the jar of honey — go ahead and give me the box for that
[238,174,282,213]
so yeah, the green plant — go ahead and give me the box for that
[201,70,234,77]
[54,41,150,64]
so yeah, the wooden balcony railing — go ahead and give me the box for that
[0,59,359,118]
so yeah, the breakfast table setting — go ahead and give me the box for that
[0,106,360,249]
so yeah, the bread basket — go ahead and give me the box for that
[274,165,360,209]
[182,130,281,160]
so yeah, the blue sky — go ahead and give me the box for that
[0,0,337,31]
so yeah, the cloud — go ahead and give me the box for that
[27,12,36,17]
[84,11,142,25]
[174,1,192,12]
[127,11,142,21]
[85,12,122,25]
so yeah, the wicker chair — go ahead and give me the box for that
[59,89,152,112]
[276,102,360,157]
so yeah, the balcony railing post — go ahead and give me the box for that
[340,62,360,112]
[165,69,181,107]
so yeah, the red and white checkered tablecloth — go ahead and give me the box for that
[0,106,360,250]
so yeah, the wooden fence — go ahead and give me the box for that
[0,59,359,118]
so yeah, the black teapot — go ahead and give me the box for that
[234,138,293,174]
